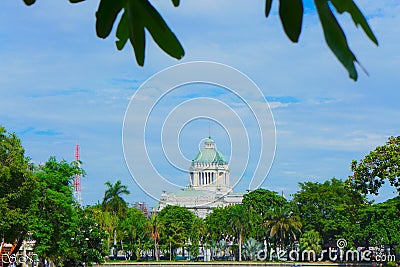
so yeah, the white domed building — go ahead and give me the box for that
[157,137,244,218]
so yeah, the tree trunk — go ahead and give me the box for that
[135,239,141,261]
[169,241,172,261]
[107,235,111,253]
[238,233,242,262]
[154,239,159,261]
[10,232,25,256]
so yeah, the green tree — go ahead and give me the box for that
[205,204,253,261]
[102,180,130,217]
[65,208,108,266]
[119,207,150,260]
[205,206,231,244]
[264,206,302,249]
[189,216,205,259]
[157,205,196,260]
[243,189,288,218]
[0,126,36,255]
[21,0,377,81]
[292,178,367,244]
[85,204,119,253]
[348,136,400,195]
[226,204,250,261]
[102,179,130,257]
[30,157,82,265]
[353,197,400,253]
[0,127,108,266]
[242,189,289,240]
[300,230,322,254]
[150,214,161,261]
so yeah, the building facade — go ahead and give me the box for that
[157,137,244,218]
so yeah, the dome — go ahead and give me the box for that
[192,137,228,165]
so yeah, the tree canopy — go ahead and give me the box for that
[0,126,35,252]
[355,198,400,251]
[0,126,107,266]
[102,179,130,217]
[119,207,151,260]
[292,178,367,243]
[157,205,197,260]
[264,206,302,248]
[30,157,82,263]
[348,136,400,195]
[20,0,378,81]
[242,188,288,217]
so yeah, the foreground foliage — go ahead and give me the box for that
[20,0,378,80]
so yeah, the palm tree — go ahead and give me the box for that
[227,204,250,261]
[264,207,302,250]
[102,180,130,217]
[102,180,130,249]
[85,204,119,251]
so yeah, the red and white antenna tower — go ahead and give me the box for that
[74,144,82,206]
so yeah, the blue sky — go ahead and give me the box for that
[1,0,399,206]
